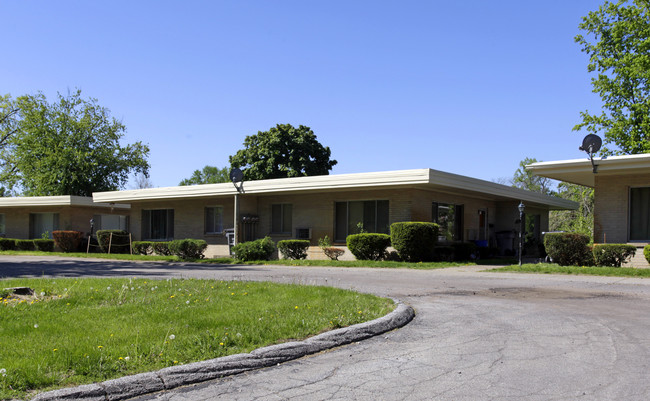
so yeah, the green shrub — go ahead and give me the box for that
[16,239,35,251]
[592,244,636,267]
[96,230,131,254]
[132,241,155,255]
[645,245,650,264]
[323,247,345,260]
[0,238,17,251]
[152,242,172,256]
[277,240,310,260]
[433,245,454,261]
[33,239,55,252]
[52,230,84,253]
[544,233,594,266]
[451,242,478,261]
[232,237,276,262]
[346,233,391,261]
[390,222,439,262]
[168,239,207,260]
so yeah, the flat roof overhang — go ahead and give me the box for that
[93,168,577,211]
[0,195,130,209]
[527,154,650,187]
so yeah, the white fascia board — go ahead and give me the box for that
[0,195,129,209]
[93,169,433,202]
[428,169,578,210]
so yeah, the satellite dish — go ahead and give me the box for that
[229,168,244,193]
[579,134,602,155]
[578,134,602,173]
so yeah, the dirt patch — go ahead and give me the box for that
[439,287,628,301]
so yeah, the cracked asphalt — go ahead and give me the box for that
[2,256,650,401]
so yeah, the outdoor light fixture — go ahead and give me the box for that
[518,201,525,267]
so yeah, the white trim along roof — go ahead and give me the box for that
[526,154,650,187]
[93,168,577,210]
[0,195,130,209]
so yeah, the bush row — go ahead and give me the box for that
[0,238,55,252]
[544,233,638,267]
[132,239,207,259]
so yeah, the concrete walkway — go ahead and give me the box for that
[3,256,650,400]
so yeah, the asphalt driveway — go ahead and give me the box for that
[2,256,650,401]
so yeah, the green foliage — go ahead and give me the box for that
[390,222,439,262]
[318,235,345,260]
[573,0,650,155]
[645,244,650,264]
[433,245,454,262]
[318,235,332,248]
[33,239,55,252]
[0,238,16,251]
[232,237,276,261]
[0,90,149,196]
[15,239,34,251]
[179,165,230,186]
[592,244,637,267]
[168,239,207,260]
[543,233,594,266]
[346,233,391,261]
[277,240,310,260]
[152,242,172,256]
[132,241,155,255]
[512,157,553,194]
[52,230,84,253]
[229,124,337,180]
[96,230,131,254]
[550,182,594,239]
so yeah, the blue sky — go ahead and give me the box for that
[2,0,604,188]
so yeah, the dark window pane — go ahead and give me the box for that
[272,204,282,233]
[377,200,389,234]
[282,204,292,233]
[630,187,650,240]
[335,202,348,242]
[348,201,364,235]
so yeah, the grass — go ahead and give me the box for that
[490,263,650,278]
[0,277,394,400]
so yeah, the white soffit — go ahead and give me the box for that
[93,168,577,210]
[527,154,650,187]
[0,195,129,209]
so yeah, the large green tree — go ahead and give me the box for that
[229,124,337,180]
[179,165,230,185]
[550,182,594,238]
[512,157,553,195]
[0,90,150,196]
[574,0,650,155]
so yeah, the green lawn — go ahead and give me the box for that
[489,263,650,277]
[0,277,394,399]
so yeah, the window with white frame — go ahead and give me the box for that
[29,213,59,239]
[205,206,224,234]
[271,204,292,234]
[630,187,650,241]
[142,209,174,240]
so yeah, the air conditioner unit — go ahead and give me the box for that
[295,228,312,240]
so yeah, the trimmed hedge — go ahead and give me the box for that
[390,222,439,262]
[232,237,276,262]
[16,239,35,251]
[346,233,391,261]
[168,239,207,260]
[153,242,172,256]
[34,239,55,252]
[592,244,636,267]
[52,230,84,253]
[323,247,345,260]
[0,238,16,251]
[96,230,131,254]
[544,232,594,266]
[277,240,310,260]
[132,241,155,255]
[645,245,650,264]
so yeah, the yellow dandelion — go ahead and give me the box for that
[97,345,103,349]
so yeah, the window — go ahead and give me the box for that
[93,214,129,231]
[205,206,223,234]
[29,213,59,239]
[335,200,389,242]
[142,209,174,240]
[432,202,463,242]
[0,214,4,235]
[272,204,292,234]
[630,187,650,241]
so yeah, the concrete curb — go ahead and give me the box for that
[31,300,415,401]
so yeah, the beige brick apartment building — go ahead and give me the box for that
[93,169,576,258]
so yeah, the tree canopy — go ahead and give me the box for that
[179,165,230,185]
[229,124,337,181]
[573,0,650,155]
[511,157,553,195]
[0,90,150,196]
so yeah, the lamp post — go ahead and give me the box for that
[518,201,525,267]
